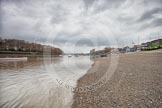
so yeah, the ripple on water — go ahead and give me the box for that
[0,56,92,108]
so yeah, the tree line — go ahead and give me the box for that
[0,38,63,55]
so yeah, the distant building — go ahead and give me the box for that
[133,45,141,51]
[141,39,162,50]
[141,43,148,50]
[123,46,130,53]
[130,47,136,52]
[90,49,95,58]
[151,39,162,46]
[95,49,107,57]
[90,48,113,58]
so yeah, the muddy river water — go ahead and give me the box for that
[0,56,92,108]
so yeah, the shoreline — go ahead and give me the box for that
[71,50,162,107]
[0,51,61,58]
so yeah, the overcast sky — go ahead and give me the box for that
[0,0,162,53]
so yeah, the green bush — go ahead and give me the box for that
[160,45,162,48]
[151,45,158,49]
[144,45,161,51]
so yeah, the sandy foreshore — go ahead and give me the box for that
[71,50,162,108]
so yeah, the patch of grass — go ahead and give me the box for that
[144,45,161,51]
[151,45,159,49]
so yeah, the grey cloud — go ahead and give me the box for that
[83,0,97,9]
[83,0,126,12]
[151,18,162,27]
[0,0,34,9]
[137,8,162,22]
[0,0,162,53]
[101,0,126,8]
[143,0,162,6]
[75,38,111,47]
[50,6,68,24]
[49,34,111,47]
[138,18,162,31]
[51,36,67,45]
[118,9,162,31]
[92,0,126,13]
[75,38,94,46]
[117,15,136,25]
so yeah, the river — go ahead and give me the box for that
[0,56,92,108]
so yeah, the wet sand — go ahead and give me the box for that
[72,50,162,108]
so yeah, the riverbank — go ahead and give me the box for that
[0,51,61,58]
[72,50,162,108]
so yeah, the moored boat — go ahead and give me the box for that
[68,55,72,57]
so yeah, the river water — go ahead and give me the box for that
[0,56,92,108]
